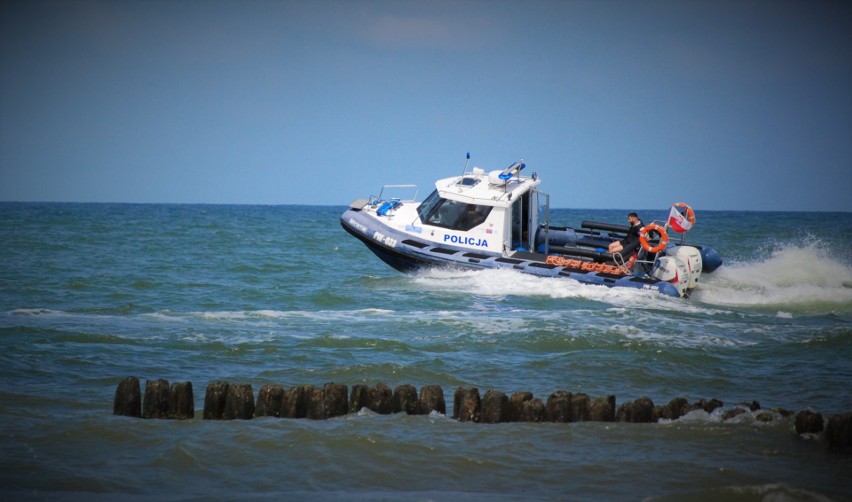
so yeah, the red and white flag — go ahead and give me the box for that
[668,205,693,233]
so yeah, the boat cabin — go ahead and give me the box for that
[407,163,550,255]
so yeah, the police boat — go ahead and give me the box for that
[340,156,722,298]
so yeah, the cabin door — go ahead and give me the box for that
[535,189,550,254]
[510,189,549,252]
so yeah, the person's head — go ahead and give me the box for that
[627,212,639,225]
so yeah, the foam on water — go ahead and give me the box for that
[407,267,739,324]
[411,267,671,305]
[10,308,67,316]
[695,243,852,314]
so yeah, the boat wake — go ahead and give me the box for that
[408,243,852,317]
[694,243,852,315]
[410,267,676,307]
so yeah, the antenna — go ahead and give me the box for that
[461,152,470,177]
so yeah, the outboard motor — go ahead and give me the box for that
[651,256,690,297]
[666,246,703,290]
[649,202,711,297]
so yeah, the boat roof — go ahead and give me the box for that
[435,167,541,208]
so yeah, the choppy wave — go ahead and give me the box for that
[2,204,851,501]
[695,243,852,314]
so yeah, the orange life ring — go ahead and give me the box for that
[672,202,696,225]
[639,223,669,253]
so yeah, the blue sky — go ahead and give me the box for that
[2,0,851,211]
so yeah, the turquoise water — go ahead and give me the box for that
[1,203,851,500]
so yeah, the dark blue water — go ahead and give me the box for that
[1,203,850,500]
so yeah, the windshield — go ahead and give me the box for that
[417,190,493,232]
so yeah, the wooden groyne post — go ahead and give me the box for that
[113,377,193,419]
[113,377,852,450]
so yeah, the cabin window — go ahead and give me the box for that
[417,190,493,231]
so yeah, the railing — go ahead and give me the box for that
[377,184,418,203]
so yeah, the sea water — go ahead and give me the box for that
[1,203,850,500]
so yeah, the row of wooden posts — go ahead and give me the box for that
[112,377,851,450]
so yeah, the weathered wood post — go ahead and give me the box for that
[203,381,229,419]
[417,385,445,415]
[508,391,544,422]
[696,398,724,414]
[306,382,348,419]
[508,391,530,422]
[589,395,616,422]
[168,381,194,419]
[659,397,690,420]
[255,384,284,418]
[366,383,394,414]
[113,376,141,417]
[826,413,852,450]
[545,391,572,422]
[393,384,418,415]
[326,383,349,418]
[570,393,591,422]
[795,410,824,434]
[305,385,324,419]
[481,390,509,424]
[143,379,170,419]
[349,384,368,413]
[278,385,307,418]
[617,397,656,422]
[223,383,255,419]
[453,387,481,423]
